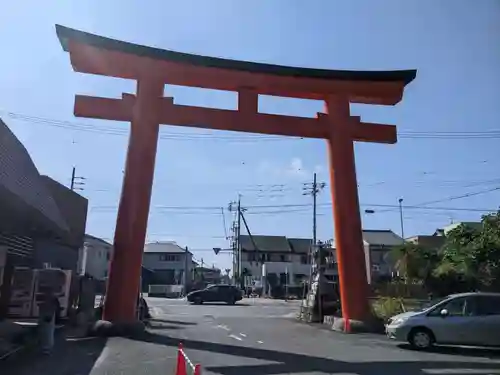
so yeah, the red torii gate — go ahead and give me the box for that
[56,25,416,330]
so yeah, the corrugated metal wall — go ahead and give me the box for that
[0,233,34,260]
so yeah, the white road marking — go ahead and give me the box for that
[257,340,264,344]
[239,333,247,337]
[423,370,500,374]
[217,324,230,331]
[229,334,242,341]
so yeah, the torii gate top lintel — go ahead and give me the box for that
[56,25,415,106]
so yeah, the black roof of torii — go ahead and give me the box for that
[56,25,416,85]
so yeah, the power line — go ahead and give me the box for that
[5,111,500,141]
[88,202,498,214]
[411,186,500,207]
[368,186,500,215]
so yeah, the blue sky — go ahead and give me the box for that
[1,1,499,270]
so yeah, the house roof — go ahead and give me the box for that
[287,238,312,254]
[362,230,404,246]
[84,234,112,247]
[144,241,191,254]
[442,222,482,235]
[240,235,291,252]
[56,25,416,86]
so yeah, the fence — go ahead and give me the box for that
[148,284,184,298]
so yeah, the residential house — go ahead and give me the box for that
[194,266,221,285]
[406,221,481,253]
[142,241,193,286]
[239,235,312,287]
[362,230,404,282]
[406,235,445,251]
[77,234,113,280]
[329,230,404,284]
[239,230,403,287]
[441,222,482,235]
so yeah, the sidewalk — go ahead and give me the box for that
[1,327,180,375]
[0,319,39,360]
[0,328,107,375]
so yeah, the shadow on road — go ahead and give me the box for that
[398,343,500,359]
[130,331,500,375]
[0,334,107,375]
[148,324,185,331]
[149,318,198,326]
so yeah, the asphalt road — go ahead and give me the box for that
[3,297,500,375]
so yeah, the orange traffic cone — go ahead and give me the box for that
[176,343,187,375]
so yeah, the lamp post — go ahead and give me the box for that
[398,198,405,241]
[364,197,405,242]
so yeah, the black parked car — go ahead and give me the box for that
[187,284,243,305]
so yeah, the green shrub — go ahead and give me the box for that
[371,297,405,321]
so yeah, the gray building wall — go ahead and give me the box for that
[0,119,88,272]
[0,118,69,238]
[40,176,88,247]
[33,238,79,271]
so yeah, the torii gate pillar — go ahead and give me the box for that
[104,79,163,322]
[325,97,371,326]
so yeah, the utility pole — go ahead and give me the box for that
[184,246,189,295]
[237,196,241,284]
[200,258,204,283]
[302,173,326,266]
[398,198,405,241]
[70,166,75,190]
[302,173,326,319]
[228,196,245,286]
[70,166,86,191]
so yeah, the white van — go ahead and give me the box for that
[386,292,500,349]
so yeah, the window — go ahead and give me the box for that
[159,254,180,262]
[429,297,467,317]
[248,253,256,262]
[300,255,308,264]
[106,252,110,261]
[280,254,286,262]
[475,296,500,316]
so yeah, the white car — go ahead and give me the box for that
[386,292,500,350]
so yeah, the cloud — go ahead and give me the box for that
[285,157,306,178]
[257,157,325,181]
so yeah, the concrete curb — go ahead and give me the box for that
[323,315,385,334]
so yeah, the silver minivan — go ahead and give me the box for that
[386,292,500,349]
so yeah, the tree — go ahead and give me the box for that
[391,242,439,283]
[435,211,500,291]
